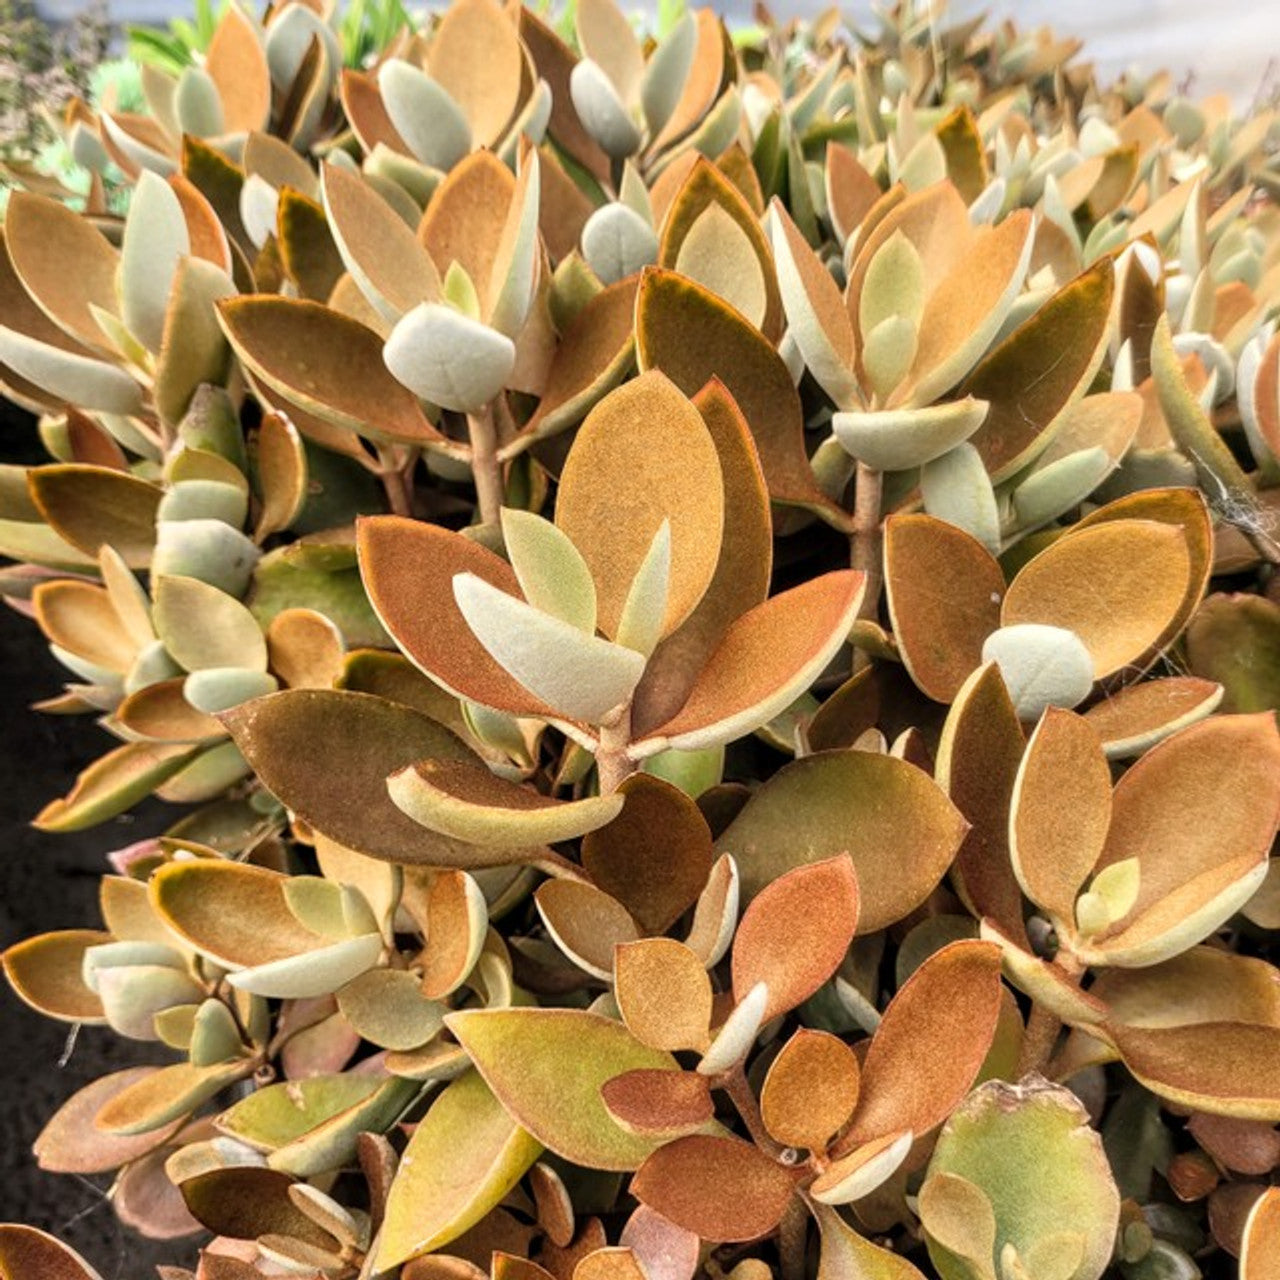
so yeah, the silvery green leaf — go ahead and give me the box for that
[365,144,441,207]
[154,575,267,673]
[98,965,205,1040]
[488,152,541,339]
[981,624,1094,721]
[618,161,652,223]
[810,434,857,503]
[1178,178,1205,278]
[811,1129,914,1205]
[157,480,249,530]
[121,171,191,352]
[581,203,658,286]
[897,132,947,193]
[69,120,109,173]
[921,443,1001,555]
[770,216,860,409]
[227,933,383,999]
[443,262,482,320]
[968,177,1007,225]
[862,314,919,403]
[685,86,740,162]
[83,941,187,991]
[0,327,143,414]
[160,739,251,803]
[498,79,553,166]
[184,667,280,715]
[1172,332,1234,403]
[174,65,225,138]
[49,644,123,694]
[125,640,184,696]
[152,520,262,596]
[452,572,646,723]
[500,507,597,634]
[377,61,472,172]
[189,998,244,1067]
[1164,96,1205,147]
[264,4,339,91]
[101,111,176,176]
[239,173,279,250]
[614,520,670,658]
[570,59,641,159]
[1010,447,1112,535]
[1112,339,1135,393]
[860,230,926,336]
[789,49,841,134]
[832,397,990,471]
[383,303,515,413]
[778,329,805,385]
[1238,327,1279,470]
[698,981,767,1076]
[641,11,696,137]
[1041,175,1082,257]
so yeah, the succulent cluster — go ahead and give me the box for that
[2,0,1280,1277]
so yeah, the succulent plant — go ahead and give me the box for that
[3,0,1280,1277]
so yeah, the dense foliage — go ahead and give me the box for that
[2,1,1280,1278]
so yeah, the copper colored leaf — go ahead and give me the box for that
[426,0,523,146]
[635,571,866,755]
[615,939,713,1052]
[718,750,968,930]
[620,1205,700,1280]
[445,1008,677,1171]
[389,759,623,847]
[5,192,119,350]
[1009,708,1112,925]
[555,371,723,641]
[631,379,772,736]
[1110,1023,1280,1121]
[376,1070,542,1270]
[935,663,1027,943]
[580,773,714,935]
[520,277,638,440]
[658,159,783,340]
[842,940,1003,1147]
[177,1166,337,1246]
[2,928,109,1023]
[0,1225,104,1280]
[417,870,488,1000]
[731,855,859,1022]
[573,1249,648,1280]
[960,259,1115,481]
[1242,1187,1280,1280]
[205,3,270,134]
[1002,521,1192,679]
[221,689,532,868]
[35,1068,183,1173]
[636,268,843,524]
[357,517,560,721]
[1082,676,1223,759]
[600,1070,714,1137]
[535,880,641,981]
[760,1029,860,1151]
[1087,713,1280,965]
[28,464,162,569]
[150,858,327,969]
[34,742,200,832]
[218,297,442,446]
[631,1135,796,1243]
[883,515,1004,704]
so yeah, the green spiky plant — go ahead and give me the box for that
[2,2,1280,1279]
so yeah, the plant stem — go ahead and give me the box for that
[779,1199,809,1280]
[376,446,415,517]
[467,401,505,527]
[849,461,884,671]
[1017,950,1085,1077]
[721,1063,780,1154]
[595,702,637,795]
